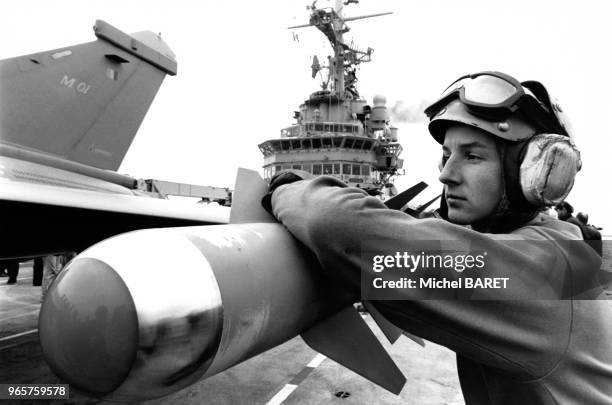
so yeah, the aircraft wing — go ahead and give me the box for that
[0,177,229,260]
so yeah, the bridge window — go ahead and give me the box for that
[354,139,364,149]
[333,124,342,132]
[363,140,372,150]
[281,140,290,150]
[315,123,324,131]
[302,163,312,173]
[362,165,370,176]
[307,123,314,131]
[333,137,342,147]
[312,138,322,148]
[333,163,340,174]
[293,164,302,170]
[343,125,353,133]
[343,164,351,175]
[313,164,322,175]
[352,164,361,175]
[323,164,333,175]
[324,124,331,132]
[275,165,282,174]
[344,138,355,148]
[291,140,301,149]
[322,137,332,147]
[272,141,281,151]
[282,165,291,170]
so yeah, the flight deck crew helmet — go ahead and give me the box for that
[424,71,581,216]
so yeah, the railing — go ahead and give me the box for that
[259,135,376,156]
[280,122,363,138]
[376,142,403,157]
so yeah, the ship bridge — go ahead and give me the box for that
[259,118,402,192]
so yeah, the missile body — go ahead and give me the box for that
[39,223,349,401]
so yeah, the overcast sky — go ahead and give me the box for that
[2,0,611,231]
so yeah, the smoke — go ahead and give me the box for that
[388,99,432,123]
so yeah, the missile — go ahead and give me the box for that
[38,169,413,401]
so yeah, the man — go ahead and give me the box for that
[555,201,580,225]
[0,259,19,284]
[41,252,75,302]
[556,202,603,256]
[264,72,612,404]
[33,257,44,286]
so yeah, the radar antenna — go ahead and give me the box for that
[288,0,392,98]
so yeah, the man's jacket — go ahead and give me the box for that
[271,176,612,405]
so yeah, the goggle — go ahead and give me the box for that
[424,71,568,136]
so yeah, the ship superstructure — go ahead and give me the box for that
[258,0,403,195]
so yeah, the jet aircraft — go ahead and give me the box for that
[0,20,229,262]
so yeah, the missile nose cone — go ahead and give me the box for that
[39,258,138,396]
[38,230,224,400]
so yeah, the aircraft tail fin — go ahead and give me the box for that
[0,20,176,170]
[301,306,406,395]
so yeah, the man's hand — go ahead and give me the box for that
[261,169,313,215]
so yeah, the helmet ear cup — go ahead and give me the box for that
[519,134,581,206]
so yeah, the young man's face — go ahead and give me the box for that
[439,125,504,225]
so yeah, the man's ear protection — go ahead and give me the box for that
[519,134,581,207]
[436,133,581,208]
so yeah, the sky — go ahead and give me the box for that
[1,0,611,232]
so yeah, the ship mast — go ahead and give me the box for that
[260,1,402,197]
[289,0,391,99]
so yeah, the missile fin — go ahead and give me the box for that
[363,301,425,347]
[402,331,426,347]
[384,181,427,211]
[403,193,442,217]
[230,168,276,224]
[301,306,406,394]
[362,301,402,343]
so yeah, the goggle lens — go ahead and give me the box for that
[463,75,518,105]
[439,77,470,99]
[427,72,568,136]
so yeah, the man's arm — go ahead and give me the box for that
[270,176,599,379]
